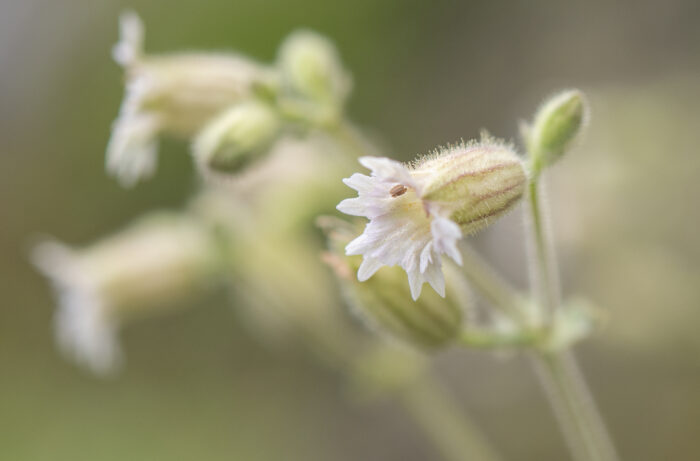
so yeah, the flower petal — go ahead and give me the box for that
[357,257,383,282]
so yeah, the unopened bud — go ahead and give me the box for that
[320,217,468,349]
[277,30,351,107]
[527,90,588,175]
[32,213,219,375]
[416,140,527,235]
[193,101,280,174]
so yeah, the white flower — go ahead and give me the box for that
[337,156,463,300]
[31,214,219,375]
[337,142,526,301]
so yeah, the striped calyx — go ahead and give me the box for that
[414,141,527,235]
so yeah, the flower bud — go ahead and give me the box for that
[320,217,468,349]
[277,30,351,107]
[527,90,588,175]
[32,213,220,375]
[193,101,281,174]
[415,141,527,235]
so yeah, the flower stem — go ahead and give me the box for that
[532,351,619,461]
[525,176,619,461]
[399,374,504,461]
[526,178,560,323]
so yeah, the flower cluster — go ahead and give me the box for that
[107,12,350,186]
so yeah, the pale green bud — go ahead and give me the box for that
[193,100,281,174]
[414,140,527,235]
[277,30,351,107]
[320,218,468,349]
[527,90,588,175]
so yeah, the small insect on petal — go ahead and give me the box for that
[390,184,407,198]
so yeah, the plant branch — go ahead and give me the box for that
[399,374,504,461]
[525,175,619,461]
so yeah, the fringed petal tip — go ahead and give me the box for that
[105,113,161,187]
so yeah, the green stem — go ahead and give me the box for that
[399,374,504,461]
[532,351,619,461]
[526,176,619,461]
[526,178,559,323]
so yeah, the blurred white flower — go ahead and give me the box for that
[107,11,278,186]
[32,214,219,375]
[32,242,121,375]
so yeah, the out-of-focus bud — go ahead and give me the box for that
[193,100,281,174]
[107,11,279,187]
[277,30,351,109]
[320,217,468,350]
[416,140,527,235]
[526,89,588,176]
[32,213,220,375]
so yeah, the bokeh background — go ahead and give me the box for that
[2,0,700,460]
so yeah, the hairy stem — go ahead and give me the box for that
[399,375,504,461]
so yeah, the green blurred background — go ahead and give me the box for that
[2,0,700,459]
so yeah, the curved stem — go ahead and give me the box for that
[399,374,503,461]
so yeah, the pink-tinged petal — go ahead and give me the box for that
[342,173,374,193]
[423,264,446,298]
[336,198,367,216]
[431,216,462,265]
[407,268,423,301]
[357,258,383,282]
[345,233,372,256]
[358,156,414,185]
[419,242,433,273]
